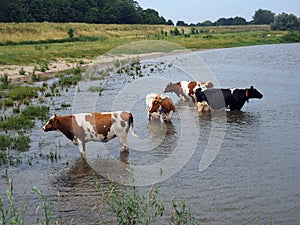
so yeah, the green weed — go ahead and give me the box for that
[0,115,35,130]
[58,74,81,87]
[21,105,49,120]
[95,175,200,224]
[0,74,10,89]
[88,86,104,95]
[0,105,49,130]
[95,181,164,225]
[0,189,27,225]
[6,85,40,101]
[0,133,30,151]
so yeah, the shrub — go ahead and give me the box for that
[18,67,26,75]
[281,31,300,42]
[67,28,75,38]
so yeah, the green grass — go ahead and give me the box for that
[0,23,296,66]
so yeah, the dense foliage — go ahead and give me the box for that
[271,13,300,31]
[252,9,275,25]
[0,0,167,24]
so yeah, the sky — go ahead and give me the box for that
[137,0,300,24]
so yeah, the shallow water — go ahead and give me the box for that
[1,43,299,224]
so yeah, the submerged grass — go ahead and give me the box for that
[0,105,49,130]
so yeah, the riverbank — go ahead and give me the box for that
[0,23,298,83]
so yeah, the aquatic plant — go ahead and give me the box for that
[88,86,104,96]
[58,73,82,87]
[95,181,164,225]
[0,105,49,130]
[6,85,40,101]
[95,175,200,224]
[0,115,35,130]
[170,200,200,225]
[21,105,49,120]
[0,189,27,225]
[0,133,30,151]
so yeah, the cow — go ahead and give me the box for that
[146,93,175,123]
[163,81,214,102]
[195,86,263,111]
[42,112,138,158]
[196,100,211,113]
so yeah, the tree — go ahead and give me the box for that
[216,18,229,26]
[141,8,166,24]
[253,9,275,24]
[166,19,174,26]
[271,13,300,31]
[176,20,188,26]
[198,20,213,26]
[232,16,247,25]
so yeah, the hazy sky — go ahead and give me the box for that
[137,0,300,24]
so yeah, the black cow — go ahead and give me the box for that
[195,86,263,111]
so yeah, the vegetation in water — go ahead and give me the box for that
[95,175,200,225]
[0,105,49,130]
[0,176,201,225]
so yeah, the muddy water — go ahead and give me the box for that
[1,43,299,224]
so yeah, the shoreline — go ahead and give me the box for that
[0,49,193,83]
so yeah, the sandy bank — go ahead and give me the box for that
[0,49,192,83]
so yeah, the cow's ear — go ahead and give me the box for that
[53,114,57,118]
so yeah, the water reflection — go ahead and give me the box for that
[226,111,260,126]
[147,119,176,141]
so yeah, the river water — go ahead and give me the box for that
[1,43,299,224]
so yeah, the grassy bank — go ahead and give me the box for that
[0,23,296,66]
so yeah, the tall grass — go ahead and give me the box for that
[0,23,292,66]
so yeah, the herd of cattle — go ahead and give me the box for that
[43,80,263,157]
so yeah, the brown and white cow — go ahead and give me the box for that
[146,93,175,123]
[163,81,213,102]
[42,112,138,158]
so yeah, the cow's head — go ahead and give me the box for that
[246,86,263,99]
[42,114,59,132]
[163,82,179,93]
[148,96,162,113]
[202,81,214,89]
[195,88,205,102]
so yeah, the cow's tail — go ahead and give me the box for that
[129,113,138,138]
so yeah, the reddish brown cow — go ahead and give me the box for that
[164,81,214,102]
[146,93,175,123]
[42,112,138,158]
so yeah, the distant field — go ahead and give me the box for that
[0,23,290,65]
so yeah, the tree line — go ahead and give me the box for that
[178,9,300,31]
[0,2,299,31]
[0,0,166,24]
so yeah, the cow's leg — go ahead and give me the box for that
[147,111,151,121]
[118,133,129,152]
[77,140,86,158]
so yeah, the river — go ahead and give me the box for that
[0,43,299,224]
